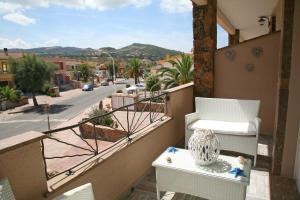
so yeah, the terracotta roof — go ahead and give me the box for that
[0,52,24,59]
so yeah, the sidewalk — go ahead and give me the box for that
[0,88,84,120]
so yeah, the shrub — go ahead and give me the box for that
[42,81,52,96]
[88,107,113,127]
[0,86,20,102]
[146,74,161,92]
[116,90,123,93]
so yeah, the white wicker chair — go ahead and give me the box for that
[53,183,95,200]
[185,97,261,166]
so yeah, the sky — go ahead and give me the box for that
[0,0,228,52]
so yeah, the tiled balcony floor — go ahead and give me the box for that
[123,136,300,200]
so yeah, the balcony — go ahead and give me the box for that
[0,73,13,82]
[0,82,299,200]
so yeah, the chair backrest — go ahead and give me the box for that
[195,97,260,122]
[0,178,16,200]
[53,183,95,200]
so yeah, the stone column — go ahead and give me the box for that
[228,29,240,46]
[272,0,295,175]
[193,0,217,97]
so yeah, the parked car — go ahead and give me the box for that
[82,84,93,91]
[135,83,145,90]
[126,84,145,93]
[100,80,109,86]
[114,78,127,84]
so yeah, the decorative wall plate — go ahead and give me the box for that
[252,47,263,58]
[224,50,236,61]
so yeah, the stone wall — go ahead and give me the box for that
[0,96,29,111]
[79,122,127,142]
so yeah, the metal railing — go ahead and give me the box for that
[41,93,168,180]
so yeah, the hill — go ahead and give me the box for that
[3,43,182,61]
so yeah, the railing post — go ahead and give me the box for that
[126,106,131,142]
[150,98,153,123]
[93,124,98,155]
[165,93,169,116]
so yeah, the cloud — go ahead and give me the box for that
[0,0,152,25]
[0,0,152,11]
[0,37,32,49]
[52,0,152,10]
[0,2,24,14]
[160,0,192,13]
[3,12,36,26]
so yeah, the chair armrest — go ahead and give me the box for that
[253,117,261,134]
[185,113,199,128]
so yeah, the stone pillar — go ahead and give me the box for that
[272,0,295,175]
[193,0,217,97]
[228,29,240,46]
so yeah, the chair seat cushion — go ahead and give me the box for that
[188,120,257,136]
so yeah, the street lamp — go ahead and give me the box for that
[95,50,116,83]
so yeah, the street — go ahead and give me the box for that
[0,84,125,139]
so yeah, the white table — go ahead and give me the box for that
[152,148,251,200]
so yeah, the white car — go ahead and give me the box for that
[114,78,127,84]
[126,84,145,93]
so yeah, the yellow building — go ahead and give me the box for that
[0,52,23,87]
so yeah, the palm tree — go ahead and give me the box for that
[159,54,193,89]
[128,58,142,84]
[145,74,161,93]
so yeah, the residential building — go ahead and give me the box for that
[0,51,23,87]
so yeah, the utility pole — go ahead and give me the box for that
[44,104,51,131]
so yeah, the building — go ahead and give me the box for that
[151,54,192,74]
[0,50,23,87]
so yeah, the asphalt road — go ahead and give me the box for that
[0,84,126,139]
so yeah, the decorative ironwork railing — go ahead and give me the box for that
[41,93,168,180]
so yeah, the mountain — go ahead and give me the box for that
[116,43,181,60]
[3,43,182,61]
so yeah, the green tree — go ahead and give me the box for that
[159,54,194,89]
[128,58,142,84]
[9,54,56,106]
[78,63,91,82]
[145,74,161,93]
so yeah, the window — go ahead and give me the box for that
[2,63,8,73]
